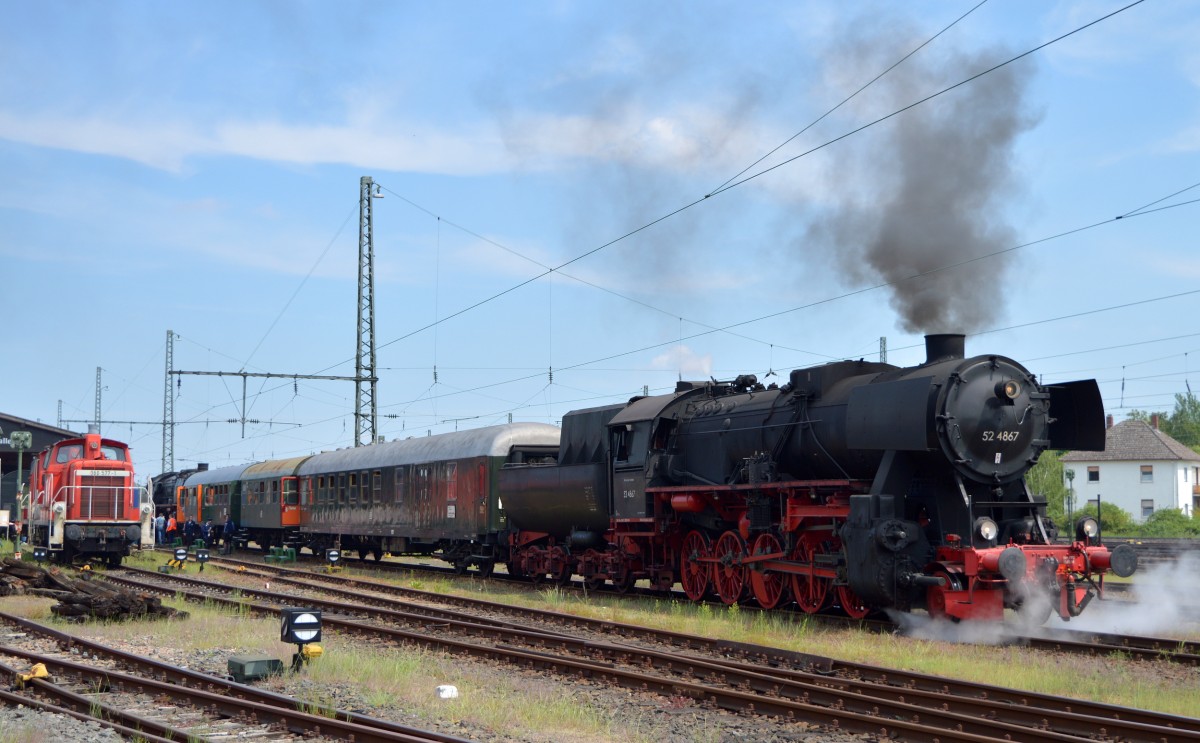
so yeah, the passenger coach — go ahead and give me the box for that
[240,456,307,550]
[178,463,249,535]
[298,423,560,569]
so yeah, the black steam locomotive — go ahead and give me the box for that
[501,334,1135,622]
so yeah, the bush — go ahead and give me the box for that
[1075,501,1135,536]
[1136,508,1200,537]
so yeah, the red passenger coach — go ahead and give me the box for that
[26,426,152,566]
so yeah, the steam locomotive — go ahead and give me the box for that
[502,333,1135,621]
[25,426,153,566]
[160,334,1135,622]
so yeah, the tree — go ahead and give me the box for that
[1125,393,1200,449]
[1026,450,1069,525]
[1162,392,1200,449]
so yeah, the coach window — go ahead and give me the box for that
[446,462,458,502]
[1087,466,1099,483]
[338,474,347,505]
[317,476,326,504]
[418,467,430,502]
[271,480,280,504]
[348,472,358,503]
[372,470,382,504]
[284,479,298,505]
[395,467,407,505]
[1140,465,1153,483]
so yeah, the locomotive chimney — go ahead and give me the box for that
[924,334,965,364]
[198,463,209,472]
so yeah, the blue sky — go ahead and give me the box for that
[2,0,1197,484]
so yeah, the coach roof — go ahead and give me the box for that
[297,422,561,476]
[183,462,253,487]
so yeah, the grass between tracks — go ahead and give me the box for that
[4,547,1199,740]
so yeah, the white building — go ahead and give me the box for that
[1061,417,1200,522]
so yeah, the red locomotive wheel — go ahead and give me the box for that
[789,540,829,614]
[837,584,870,619]
[680,530,712,601]
[713,531,748,605]
[748,533,786,610]
[549,546,572,586]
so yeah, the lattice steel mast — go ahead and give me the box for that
[356,176,380,446]
[163,329,176,472]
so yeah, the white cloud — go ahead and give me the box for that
[650,345,712,377]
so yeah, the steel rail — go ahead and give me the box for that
[104,567,1199,742]
[0,611,468,743]
[200,557,1200,733]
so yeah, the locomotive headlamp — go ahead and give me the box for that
[1075,516,1100,543]
[995,380,1021,401]
[974,517,999,544]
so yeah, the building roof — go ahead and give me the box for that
[1061,419,1200,463]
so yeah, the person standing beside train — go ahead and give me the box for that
[222,515,236,554]
[154,512,165,545]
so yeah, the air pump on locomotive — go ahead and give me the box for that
[501,334,1136,622]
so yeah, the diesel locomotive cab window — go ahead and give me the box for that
[284,479,298,505]
[56,446,82,463]
[101,446,126,460]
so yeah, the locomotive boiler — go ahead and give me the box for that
[501,334,1137,622]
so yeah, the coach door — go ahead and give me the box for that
[281,476,300,527]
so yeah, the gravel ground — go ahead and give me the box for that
[0,705,126,743]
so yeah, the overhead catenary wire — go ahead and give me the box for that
[167,1,1164,465]
[172,185,1200,460]
[708,0,990,195]
[317,3,1145,382]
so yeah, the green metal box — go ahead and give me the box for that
[228,654,284,683]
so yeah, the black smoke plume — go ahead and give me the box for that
[805,30,1039,334]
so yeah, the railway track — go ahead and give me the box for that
[101,561,1200,742]
[209,550,1200,665]
[0,610,469,743]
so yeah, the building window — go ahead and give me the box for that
[1141,499,1154,518]
[1140,465,1153,483]
[1087,466,1099,483]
